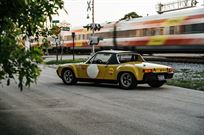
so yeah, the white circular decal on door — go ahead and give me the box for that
[87,64,99,79]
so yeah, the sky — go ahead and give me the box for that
[52,0,204,27]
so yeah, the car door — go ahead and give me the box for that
[103,54,119,80]
[104,65,118,80]
[77,53,112,79]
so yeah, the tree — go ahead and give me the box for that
[120,12,142,21]
[0,0,64,90]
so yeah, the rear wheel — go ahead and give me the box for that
[62,69,77,85]
[148,81,165,88]
[118,72,137,89]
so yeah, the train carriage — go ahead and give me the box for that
[62,7,204,53]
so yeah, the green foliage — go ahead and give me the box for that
[120,12,142,21]
[0,0,64,90]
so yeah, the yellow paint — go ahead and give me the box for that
[75,40,83,47]
[57,61,173,82]
[164,16,186,26]
[108,68,114,75]
[104,65,118,80]
[147,35,167,46]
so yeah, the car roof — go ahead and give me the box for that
[97,50,138,54]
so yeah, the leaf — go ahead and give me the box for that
[1,0,64,91]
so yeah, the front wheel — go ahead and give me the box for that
[148,81,165,88]
[62,69,77,85]
[118,72,137,89]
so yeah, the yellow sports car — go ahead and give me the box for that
[56,50,174,89]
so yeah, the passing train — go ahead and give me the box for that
[59,7,204,53]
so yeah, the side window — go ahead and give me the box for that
[117,54,144,63]
[108,54,119,64]
[88,53,112,64]
[118,54,135,63]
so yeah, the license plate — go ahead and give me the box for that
[158,75,165,80]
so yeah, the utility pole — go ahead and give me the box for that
[87,0,95,54]
[86,0,103,53]
[72,32,75,61]
[92,0,95,54]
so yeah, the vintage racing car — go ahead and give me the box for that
[56,50,174,89]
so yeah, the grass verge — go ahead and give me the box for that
[167,70,204,91]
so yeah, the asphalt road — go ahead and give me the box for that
[0,66,204,135]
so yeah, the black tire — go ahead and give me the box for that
[118,72,137,89]
[62,69,77,85]
[148,81,165,88]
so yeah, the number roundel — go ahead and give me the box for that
[87,64,99,79]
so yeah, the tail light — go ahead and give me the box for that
[143,69,153,73]
[167,68,174,72]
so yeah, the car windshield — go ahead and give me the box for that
[117,53,144,63]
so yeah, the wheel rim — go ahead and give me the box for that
[120,73,132,88]
[63,70,73,84]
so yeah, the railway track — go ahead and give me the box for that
[144,55,204,64]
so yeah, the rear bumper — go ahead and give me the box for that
[143,72,173,82]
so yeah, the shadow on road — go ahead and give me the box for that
[53,82,167,91]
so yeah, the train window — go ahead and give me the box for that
[64,36,67,40]
[97,32,112,39]
[160,27,164,35]
[117,30,136,38]
[107,32,113,38]
[180,25,185,34]
[143,29,147,36]
[87,34,91,39]
[78,35,81,40]
[183,25,192,34]
[170,26,175,34]
[155,27,163,35]
[191,23,204,33]
[136,30,140,37]
[180,24,204,34]
[151,29,156,36]
[75,35,78,40]
[164,27,170,35]
[84,34,87,40]
[174,26,180,34]
[144,29,152,36]
[65,35,72,41]
[102,32,108,38]
[117,31,125,38]
[127,30,136,37]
